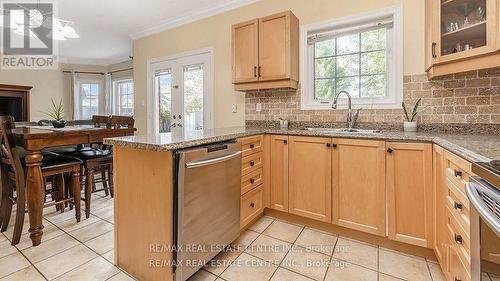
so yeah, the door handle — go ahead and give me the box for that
[258,66,261,77]
[185,151,242,169]
[254,66,257,78]
[432,42,437,58]
[387,148,393,154]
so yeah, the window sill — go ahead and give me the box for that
[300,103,402,110]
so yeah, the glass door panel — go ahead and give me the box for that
[155,70,173,133]
[150,51,212,134]
[183,64,204,131]
[440,0,487,56]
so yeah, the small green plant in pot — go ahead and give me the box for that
[402,98,426,132]
[42,98,66,128]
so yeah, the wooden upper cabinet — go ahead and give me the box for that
[433,145,446,263]
[426,0,500,78]
[288,136,332,223]
[387,142,433,248]
[332,139,386,236]
[269,135,289,212]
[232,11,299,91]
[232,19,259,83]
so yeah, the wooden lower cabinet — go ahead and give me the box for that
[332,139,386,236]
[269,135,289,212]
[433,145,446,263]
[288,136,332,223]
[387,142,433,248]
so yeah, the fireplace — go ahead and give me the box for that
[0,84,31,121]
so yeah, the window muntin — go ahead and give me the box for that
[313,28,387,101]
[79,83,99,120]
[115,80,134,116]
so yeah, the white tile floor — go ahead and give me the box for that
[1,193,499,281]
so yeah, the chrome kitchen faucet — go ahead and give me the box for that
[331,91,363,129]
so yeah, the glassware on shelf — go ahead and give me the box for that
[477,6,486,22]
[457,3,477,28]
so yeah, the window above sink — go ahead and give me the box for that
[300,6,404,110]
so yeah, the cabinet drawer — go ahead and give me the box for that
[446,185,470,237]
[240,185,263,229]
[446,206,471,268]
[446,168,469,208]
[447,244,471,281]
[445,151,472,174]
[241,151,263,175]
[239,135,264,157]
[241,167,263,195]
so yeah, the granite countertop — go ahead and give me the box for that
[104,126,499,163]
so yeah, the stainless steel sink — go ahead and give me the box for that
[304,128,382,134]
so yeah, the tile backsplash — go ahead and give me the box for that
[245,67,500,125]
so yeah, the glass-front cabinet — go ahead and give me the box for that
[426,0,500,78]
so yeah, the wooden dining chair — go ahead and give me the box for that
[0,116,83,245]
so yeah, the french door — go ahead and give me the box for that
[150,51,212,134]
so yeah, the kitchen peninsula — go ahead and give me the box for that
[104,126,500,281]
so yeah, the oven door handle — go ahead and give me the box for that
[465,181,500,237]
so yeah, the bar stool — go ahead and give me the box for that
[0,116,83,245]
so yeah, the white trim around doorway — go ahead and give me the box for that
[147,47,215,135]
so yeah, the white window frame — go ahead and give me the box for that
[300,5,403,110]
[112,78,134,116]
[74,78,103,120]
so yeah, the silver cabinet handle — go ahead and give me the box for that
[186,151,241,169]
[465,180,500,236]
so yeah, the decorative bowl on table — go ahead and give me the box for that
[52,120,66,128]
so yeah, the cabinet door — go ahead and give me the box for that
[269,135,289,212]
[289,136,332,222]
[232,19,259,83]
[332,139,386,236]
[387,143,433,248]
[258,11,295,81]
[433,0,497,64]
[433,145,446,263]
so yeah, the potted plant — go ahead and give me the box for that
[402,98,426,132]
[42,98,66,128]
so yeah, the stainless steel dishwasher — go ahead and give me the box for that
[173,140,241,281]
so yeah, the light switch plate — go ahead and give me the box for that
[231,104,237,113]
[256,103,262,112]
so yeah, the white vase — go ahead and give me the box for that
[403,121,418,132]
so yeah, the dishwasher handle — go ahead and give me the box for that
[465,180,500,237]
[185,151,241,169]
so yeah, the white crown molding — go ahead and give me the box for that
[129,0,260,40]
[58,56,131,66]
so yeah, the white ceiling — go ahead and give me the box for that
[57,0,258,65]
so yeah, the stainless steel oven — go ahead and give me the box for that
[466,161,500,279]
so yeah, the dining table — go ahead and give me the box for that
[11,125,135,247]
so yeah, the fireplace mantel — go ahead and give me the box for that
[0,84,32,121]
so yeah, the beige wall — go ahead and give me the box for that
[133,0,425,134]
[0,60,132,122]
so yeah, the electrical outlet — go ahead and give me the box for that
[256,103,262,112]
[231,104,237,113]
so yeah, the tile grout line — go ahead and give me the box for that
[216,216,276,279]
[41,199,124,280]
[272,224,308,281]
